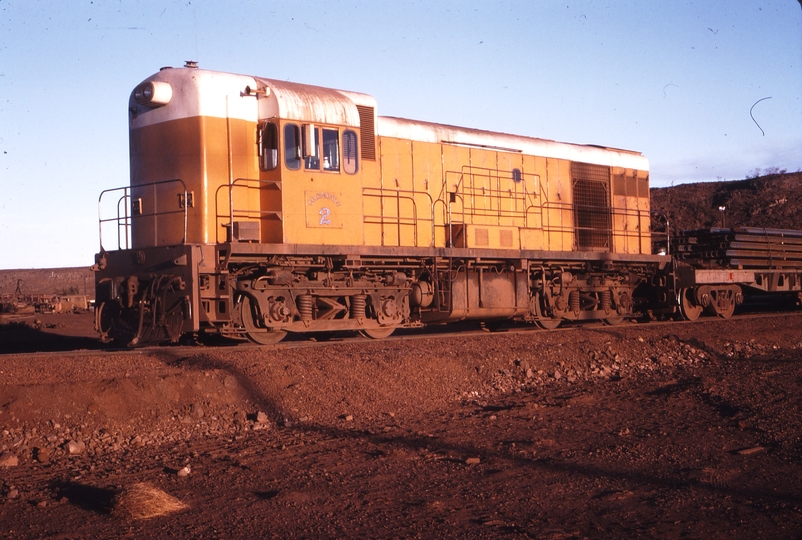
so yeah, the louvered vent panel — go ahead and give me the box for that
[572,162,612,251]
[356,105,376,160]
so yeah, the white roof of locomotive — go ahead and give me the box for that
[377,116,648,171]
[131,66,648,172]
[252,76,375,128]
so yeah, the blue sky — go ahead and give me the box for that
[1,0,800,269]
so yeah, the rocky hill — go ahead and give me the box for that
[650,171,802,233]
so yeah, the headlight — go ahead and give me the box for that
[133,81,172,107]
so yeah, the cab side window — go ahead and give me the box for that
[284,124,301,170]
[322,129,340,171]
[288,123,355,174]
[258,122,278,171]
[304,125,320,170]
[342,130,358,174]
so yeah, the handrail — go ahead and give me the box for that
[97,179,188,251]
[362,187,435,247]
[541,201,652,253]
[433,165,653,254]
[214,177,282,243]
[439,166,542,227]
[650,211,671,255]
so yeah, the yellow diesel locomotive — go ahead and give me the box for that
[93,63,667,345]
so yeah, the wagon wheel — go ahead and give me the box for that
[533,293,561,330]
[602,317,625,326]
[678,288,703,321]
[359,326,396,339]
[706,290,736,319]
[240,296,287,345]
[711,301,735,319]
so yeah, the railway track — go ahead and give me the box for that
[5,307,800,359]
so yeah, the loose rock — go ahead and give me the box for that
[65,440,86,455]
[33,447,50,463]
[0,451,19,467]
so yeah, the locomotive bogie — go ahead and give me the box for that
[230,267,412,336]
[93,244,203,346]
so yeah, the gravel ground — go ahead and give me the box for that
[1,312,801,538]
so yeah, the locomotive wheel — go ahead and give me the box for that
[359,326,396,339]
[96,300,118,343]
[535,317,561,330]
[678,288,703,321]
[240,296,287,345]
[96,300,139,346]
[533,293,561,330]
[247,329,287,345]
[602,317,625,326]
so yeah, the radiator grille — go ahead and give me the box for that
[356,105,376,160]
[572,162,611,251]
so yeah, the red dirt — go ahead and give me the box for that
[1,311,801,538]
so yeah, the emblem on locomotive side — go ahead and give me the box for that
[305,191,343,228]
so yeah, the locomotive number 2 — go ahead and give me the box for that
[319,207,331,225]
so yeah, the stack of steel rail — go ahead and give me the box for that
[671,227,802,269]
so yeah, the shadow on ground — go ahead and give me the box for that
[0,319,104,354]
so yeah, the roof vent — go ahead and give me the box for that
[184,60,198,68]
